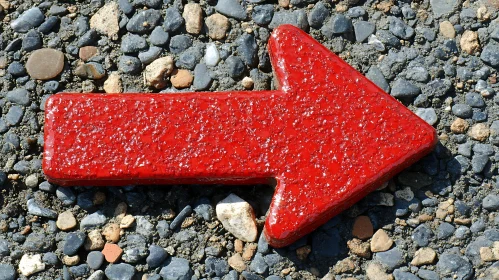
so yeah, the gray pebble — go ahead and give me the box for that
[236,33,258,67]
[375,247,405,271]
[170,205,192,230]
[437,222,455,239]
[149,27,169,47]
[308,2,328,29]
[163,7,184,32]
[43,252,59,266]
[11,7,45,32]
[64,231,86,255]
[169,35,192,54]
[389,16,414,39]
[454,226,471,239]
[56,187,76,205]
[465,92,485,108]
[105,263,136,280]
[0,239,10,256]
[27,198,57,219]
[7,61,26,76]
[87,251,104,270]
[121,33,148,53]
[159,257,193,280]
[138,46,162,64]
[393,269,419,280]
[156,220,171,238]
[80,211,107,229]
[437,253,473,280]
[205,257,230,277]
[22,30,42,51]
[329,14,353,34]
[249,253,268,274]
[270,10,308,31]
[126,9,161,33]
[480,42,499,67]
[225,56,245,78]
[147,244,168,268]
[77,29,98,47]
[412,224,433,247]
[253,5,274,26]
[391,79,420,100]
[118,56,142,74]
[0,264,16,280]
[7,88,30,106]
[69,264,90,278]
[215,0,247,20]
[415,108,437,125]
[471,154,489,173]
[24,232,54,252]
[176,46,203,70]
[354,21,375,42]
[424,79,450,97]
[452,104,472,118]
[366,66,390,92]
[483,194,499,211]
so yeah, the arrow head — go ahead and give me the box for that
[263,25,436,247]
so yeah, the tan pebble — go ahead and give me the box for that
[439,21,456,38]
[104,72,123,93]
[181,217,195,228]
[234,239,244,253]
[74,63,106,79]
[469,123,490,141]
[296,245,311,261]
[143,56,174,89]
[171,69,193,89]
[183,3,203,35]
[102,243,123,263]
[205,13,230,40]
[450,118,469,134]
[477,6,490,22]
[352,216,374,240]
[0,56,7,69]
[278,0,289,7]
[120,215,135,229]
[56,211,77,231]
[163,209,176,219]
[63,255,80,266]
[336,4,348,12]
[370,229,393,253]
[26,48,65,80]
[454,218,472,225]
[79,46,98,61]
[411,247,437,266]
[418,214,434,222]
[84,230,105,251]
[0,0,10,10]
[481,247,496,262]
[366,261,393,280]
[90,2,120,39]
[333,258,355,274]
[492,242,499,259]
[93,192,106,205]
[242,243,257,261]
[242,77,254,89]
[376,0,393,13]
[228,253,246,272]
[460,30,480,55]
[102,223,121,243]
[347,238,371,258]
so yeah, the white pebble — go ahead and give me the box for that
[204,43,220,67]
[216,193,258,242]
[19,254,45,277]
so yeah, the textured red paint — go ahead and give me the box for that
[43,25,437,247]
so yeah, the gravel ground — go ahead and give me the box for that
[1,0,499,279]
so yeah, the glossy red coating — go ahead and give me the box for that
[43,25,437,248]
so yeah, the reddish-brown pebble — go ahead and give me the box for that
[102,243,123,263]
[352,216,374,240]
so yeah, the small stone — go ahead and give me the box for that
[469,123,490,141]
[118,56,141,74]
[440,21,455,38]
[371,229,393,252]
[90,2,120,38]
[242,77,254,89]
[481,43,499,67]
[87,251,104,270]
[22,30,42,52]
[415,108,438,125]
[375,247,405,271]
[25,175,38,189]
[216,194,258,242]
[206,14,230,40]
[206,256,230,277]
[483,194,499,211]
[57,211,77,231]
[164,7,184,32]
[480,247,496,262]
[19,254,45,276]
[121,33,147,53]
[146,245,168,268]
[411,247,437,266]
[27,199,57,219]
[252,5,274,26]
[366,262,391,280]
[354,21,375,42]
[64,232,86,255]
[6,89,30,106]
[81,211,107,229]
[26,48,65,80]
[329,14,353,34]
[170,69,193,89]
[11,7,45,33]
[88,270,105,280]
[0,264,16,280]
[85,230,105,251]
[437,253,473,280]
[296,245,311,261]
[352,216,373,240]
[63,255,80,266]
[143,56,174,89]
[120,215,135,228]
[451,118,469,134]
[193,63,212,90]
[74,63,106,79]
[138,46,162,65]
[228,253,246,272]
[204,43,220,66]
[102,243,123,263]
[460,30,480,55]
[169,35,192,54]
[105,263,135,280]
[183,3,203,35]
[333,258,355,274]
[102,223,120,243]
[159,257,193,280]
[79,46,98,61]
[391,79,420,100]
[126,9,161,34]
[215,0,247,20]
[347,238,371,258]
[104,72,123,93]
[389,16,414,39]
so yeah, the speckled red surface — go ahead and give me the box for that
[43,25,437,247]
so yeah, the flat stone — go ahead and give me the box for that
[27,199,57,219]
[74,63,106,79]
[215,0,246,20]
[430,0,460,17]
[216,194,258,242]
[126,9,161,34]
[481,43,499,67]
[146,245,168,268]
[90,2,120,38]
[371,229,393,252]
[375,247,405,271]
[102,243,123,263]
[87,251,104,270]
[415,108,438,125]
[11,7,45,33]
[64,232,86,256]
[57,211,77,231]
[170,69,193,89]
[26,48,65,80]
[159,257,193,280]
[352,216,373,240]
[19,254,45,276]
[105,263,135,280]
[143,56,174,89]
[0,264,16,280]
[411,247,437,266]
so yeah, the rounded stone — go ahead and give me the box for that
[352,216,373,240]
[26,48,65,80]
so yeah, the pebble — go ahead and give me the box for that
[206,13,230,40]
[7,61,26,76]
[391,79,420,100]
[127,9,161,34]
[483,194,499,211]
[120,215,135,228]
[42,252,59,266]
[389,16,414,39]
[329,14,353,34]
[105,263,136,280]
[164,7,184,32]
[27,198,57,219]
[460,30,480,55]
[169,35,192,54]
[118,56,141,74]
[0,264,16,280]
[347,238,370,258]
[90,2,119,38]
[353,21,375,43]
[206,256,230,277]
[270,10,308,31]
[149,27,170,47]
[80,211,107,229]
[183,3,203,35]
[375,247,405,271]
[62,255,80,266]
[26,48,65,80]
[64,231,86,255]
[193,63,212,90]
[412,224,433,247]
[7,88,30,106]
[138,46,162,65]
[242,77,254,89]
[159,257,193,280]
[102,243,123,263]
[19,254,45,276]
[84,230,105,250]
[22,30,42,52]
[452,104,473,118]
[237,33,258,67]
[56,187,76,205]
[437,222,455,239]
[87,251,104,270]
[370,229,393,252]
[437,253,473,280]
[225,56,245,78]
[228,253,246,272]
[253,5,274,26]
[366,262,391,280]
[147,245,168,268]
[415,108,438,125]
[104,72,123,93]
[121,33,147,53]
[204,43,220,66]
[216,194,258,242]
[308,2,328,29]
[430,0,459,17]
[102,223,120,243]
[481,43,499,67]
[170,69,193,89]
[215,0,246,20]
[469,123,490,141]
[411,247,437,266]
[11,7,45,33]
[88,270,105,280]
[352,216,373,240]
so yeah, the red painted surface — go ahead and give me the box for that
[43,25,437,247]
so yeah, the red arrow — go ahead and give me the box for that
[43,25,436,247]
